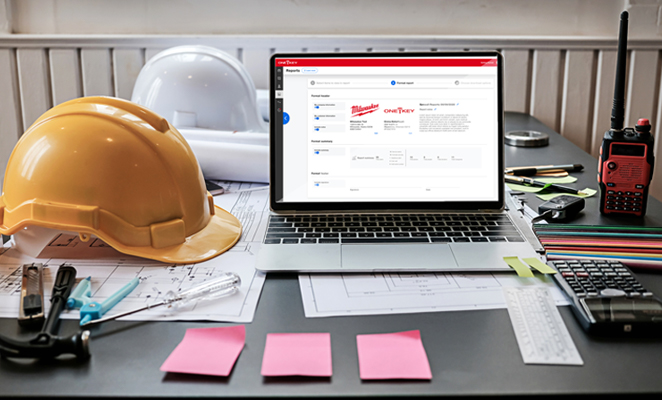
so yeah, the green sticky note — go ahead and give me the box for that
[505,176,578,193]
[536,188,597,201]
[506,182,545,193]
[503,256,534,277]
[522,258,557,274]
[538,176,578,184]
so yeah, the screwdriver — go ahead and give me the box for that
[81,272,241,327]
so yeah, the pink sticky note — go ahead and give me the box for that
[160,325,245,376]
[356,330,432,380]
[261,333,332,377]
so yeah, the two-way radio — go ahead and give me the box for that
[598,11,655,217]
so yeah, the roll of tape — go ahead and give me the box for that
[505,130,549,147]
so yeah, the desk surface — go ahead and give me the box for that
[2,112,662,398]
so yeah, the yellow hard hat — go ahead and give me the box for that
[0,96,241,264]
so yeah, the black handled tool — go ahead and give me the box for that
[0,264,90,360]
[18,263,45,327]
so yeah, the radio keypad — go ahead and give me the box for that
[602,161,648,214]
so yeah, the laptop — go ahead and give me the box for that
[255,51,541,273]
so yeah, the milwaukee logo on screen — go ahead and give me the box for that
[351,104,379,117]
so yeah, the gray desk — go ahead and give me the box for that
[2,112,662,397]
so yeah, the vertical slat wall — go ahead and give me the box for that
[80,49,113,96]
[560,50,596,151]
[0,39,661,200]
[0,48,21,188]
[16,49,51,131]
[626,50,659,129]
[502,50,530,114]
[530,50,562,132]
[49,49,82,104]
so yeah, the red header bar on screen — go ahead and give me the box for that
[275,58,497,67]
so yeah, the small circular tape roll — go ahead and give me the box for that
[505,130,549,147]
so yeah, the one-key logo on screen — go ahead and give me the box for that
[384,107,415,114]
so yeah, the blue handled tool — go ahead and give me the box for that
[67,277,140,326]
[81,272,241,327]
[67,277,92,309]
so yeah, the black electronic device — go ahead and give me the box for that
[536,195,585,221]
[205,180,225,195]
[598,11,655,217]
[549,259,662,336]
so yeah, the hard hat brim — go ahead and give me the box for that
[94,205,242,264]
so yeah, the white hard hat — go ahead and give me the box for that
[131,45,267,132]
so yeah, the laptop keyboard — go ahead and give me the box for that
[264,213,524,244]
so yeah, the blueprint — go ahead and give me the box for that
[0,181,270,323]
[299,271,569,318]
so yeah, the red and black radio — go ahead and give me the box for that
[599,119,655,216]
[598,11,655,217]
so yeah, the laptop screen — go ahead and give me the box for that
[270,52,503,211]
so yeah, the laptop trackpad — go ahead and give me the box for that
[341,244,457,270]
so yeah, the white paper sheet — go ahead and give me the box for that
[298,271,569,318]
[179,128,268,146]
[187,139,269,183]
[0,182,270,324]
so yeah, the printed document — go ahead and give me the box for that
[299,271,569,318]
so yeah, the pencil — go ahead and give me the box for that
[505,164,584,176]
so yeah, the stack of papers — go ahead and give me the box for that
[534,224,662,269]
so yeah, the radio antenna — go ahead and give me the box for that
[611,11,629,132]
